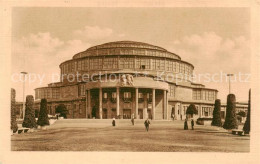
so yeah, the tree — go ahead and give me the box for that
[22,95,37,128]
[211,99,222,127]
[11,88,18,133]
[223,94,238,130]
[243,89,251,134]
[37,99,50,126]
[55,104,68,118]
[186,104,198,118]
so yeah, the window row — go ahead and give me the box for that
[78,84,86,96]
[74,48,179,59]
[192,90,217,101]
[35,88,60,100]
[61,57,193,75]
[202,107,212,117]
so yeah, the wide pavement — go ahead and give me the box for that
[11,119,250,152]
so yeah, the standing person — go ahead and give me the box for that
[191,119,194,130]
[112,118,116,126]
[144,118,151,132]
[184,119,188,130]
[131,114,135,125]
[172,114,175,121]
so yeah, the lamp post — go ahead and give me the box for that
[227,74,234,94]
[21,72,28,119]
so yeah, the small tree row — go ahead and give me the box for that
[22,97,50,128]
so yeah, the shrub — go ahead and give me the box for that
[223,94,238,130]
[22,95,37,128]
[11,88,18,133]
[186,104,198,118]
[211,99,222,127]
[37,99,50,126]
[243,89,251,134]
[55,104,68,118]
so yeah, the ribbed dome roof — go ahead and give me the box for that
[72,40,182,60]
[86,41,167,51]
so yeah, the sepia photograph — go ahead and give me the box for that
[1,1,260,164]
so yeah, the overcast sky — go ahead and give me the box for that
[11,7,250,102]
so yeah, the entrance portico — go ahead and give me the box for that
[85,76,169,120]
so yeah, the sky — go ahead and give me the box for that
[11,7,251,102]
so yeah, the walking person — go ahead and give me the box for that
[112,118,116,126]
[144,118,151,132]
[184,119,188,130]
[131,114,135,125]
[191,119,194,130]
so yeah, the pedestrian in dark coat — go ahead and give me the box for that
[144,118,150,132]
[191,119,194,130]
[112,118,116,126]
[131,114,135,125]
[184,119,188,130]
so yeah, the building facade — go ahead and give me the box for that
[32,41,220,120]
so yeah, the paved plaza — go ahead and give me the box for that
[11,119,249,152]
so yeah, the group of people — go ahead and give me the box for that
[112,116,195,132]
[184,119,194,130]
[112,115,151,132]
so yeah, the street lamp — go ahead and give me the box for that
[21,71,28,119]
[227,74,234,94]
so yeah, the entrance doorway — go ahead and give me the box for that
[147,109,152,119]
[102,108,108,119]
[111,108,116,119]
[138,109,143,119]
[123,109,131,119]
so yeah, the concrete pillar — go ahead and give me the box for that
[152,89,155,120]
[87,89,91,118]
[85,90,88,119]
[166,91,168,120]
[116,87,120,117]
[99,88,102,119]
[175,104,178,120]
[144,92,147,119]
[163,90,167,119]
[180,103,183,120]
[199,105,202,118]
[135,88,138,119]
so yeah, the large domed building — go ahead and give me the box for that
[34,41,218,120]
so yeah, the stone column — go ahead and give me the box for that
[116,87,120,117]
[87,89,91,118]
[99,88,102,119]
[152,89,155,120]
[135,88,138,119]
